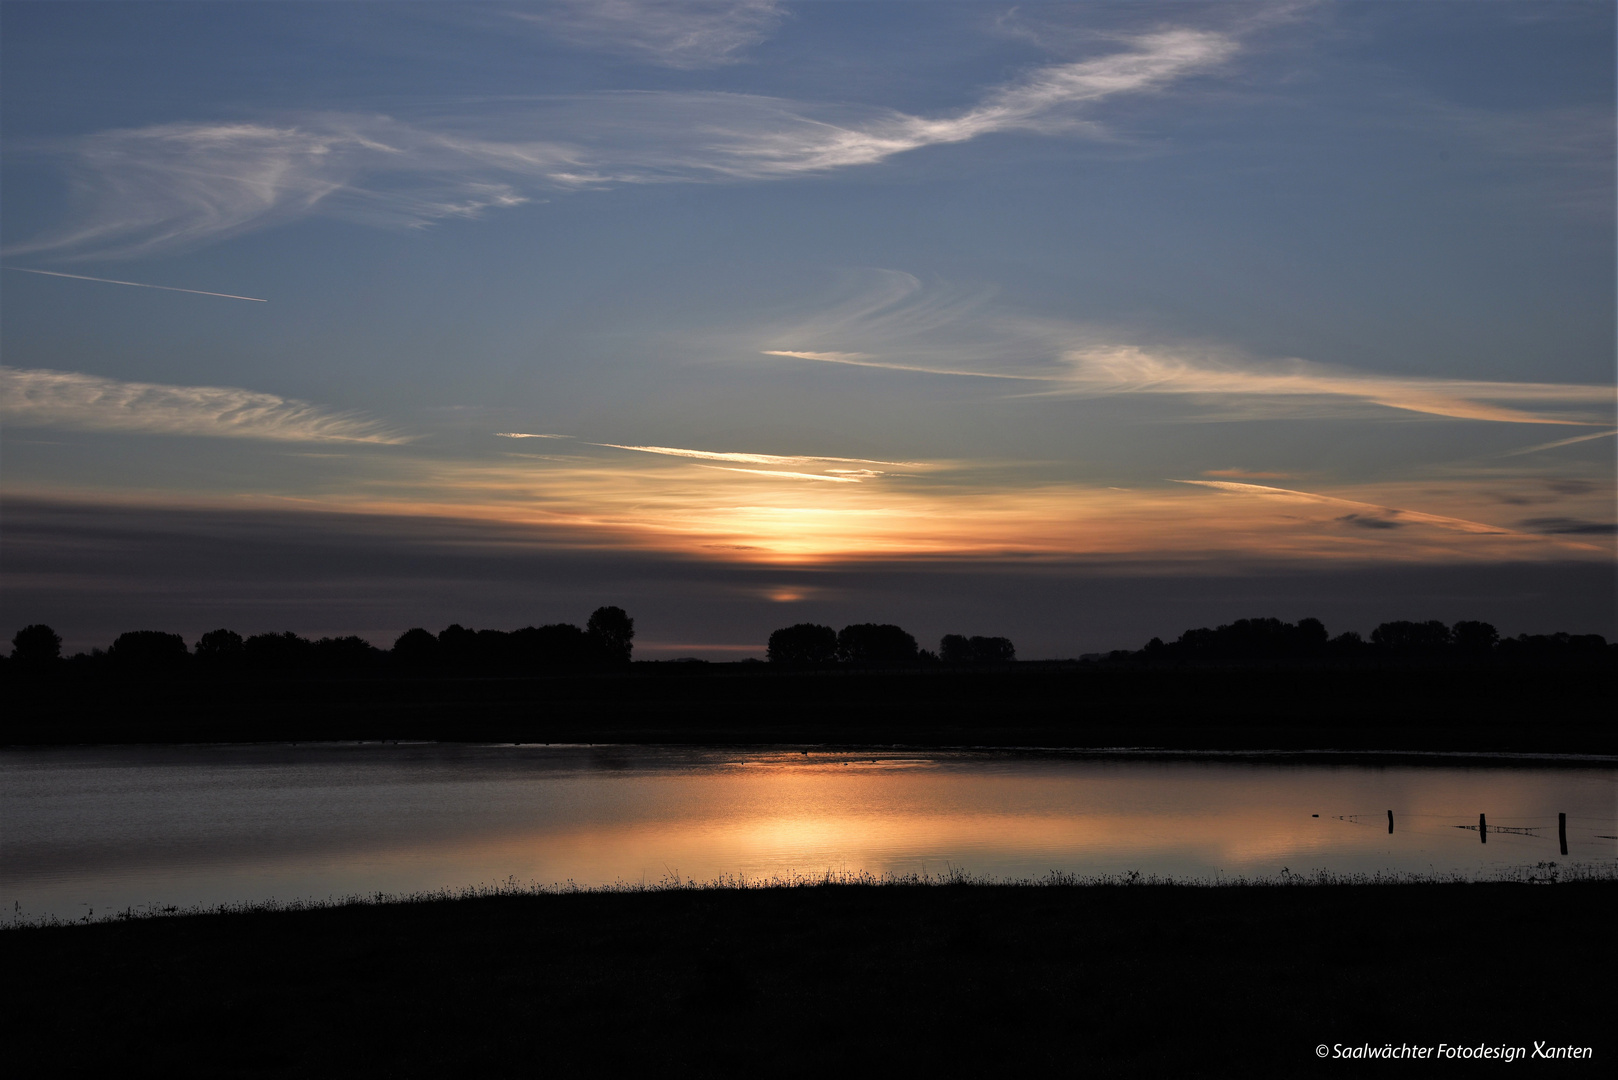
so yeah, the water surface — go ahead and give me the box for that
[3,744,1612,921]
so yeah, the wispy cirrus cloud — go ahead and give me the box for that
[759,270,1615,427]
[0,367,409,444]
[509,0,785,69]
[594,442,912,469]
[8,28,1235,259]
[1044,345,1614,426]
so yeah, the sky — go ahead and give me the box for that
[2,1,1614,658]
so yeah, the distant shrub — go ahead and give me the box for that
[768,623,837,664]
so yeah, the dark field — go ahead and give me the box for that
[5,881,1611,1075]
[6,662,1615,754]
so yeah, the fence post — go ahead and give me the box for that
[1480,812,1486,844]
[1559,812,1568,856]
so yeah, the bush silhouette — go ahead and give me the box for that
[588,607,635,664]
[768,624,837,664]
[11,624,62,667]
[836,624,918,665]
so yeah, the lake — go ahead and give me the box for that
[3,743,1613,921]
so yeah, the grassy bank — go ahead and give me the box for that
[5,879,1612,1075]
[6,662,1614,753]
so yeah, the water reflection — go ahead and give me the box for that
[2,744,1612,920]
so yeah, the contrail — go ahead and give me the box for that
[1499,428,1617,457]
[3,266,267,302]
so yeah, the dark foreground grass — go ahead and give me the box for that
[5,879,1612,1076]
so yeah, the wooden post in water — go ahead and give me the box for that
[1388,810,1394,835]
[1480,812,1487,844]
[1559,812,1568,856]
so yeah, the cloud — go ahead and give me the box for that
[1173,479,1511,536]
[700,465,861,483]
[1047,346,1614,426]
[1336,514,1402,531]
[592,441,916,483]
[1518,517,1617,536]
[760,271,1614,427]
[509,0,785,69]
[9,29,1236,259]
[495,432,572,439]
[1203,468,1294,480]
[762,350,1045,381]
[0,367,409,444]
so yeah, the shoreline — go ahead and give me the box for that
[7,879,1612,1073]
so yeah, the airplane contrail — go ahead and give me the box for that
[3,266,267,302]
[1498,428,1617,457]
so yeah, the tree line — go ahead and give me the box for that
[4,607,635,675]
[5,611,1609,676]
[1132,617,1610,664]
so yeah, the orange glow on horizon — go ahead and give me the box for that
[6,447,1611,569]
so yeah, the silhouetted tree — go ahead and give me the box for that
[312,635,384,669]
[836,623,917,664]
[194,629,244,667]
[1451,621,1499,656]
[1370,620,1452,654]
[392,627,440,668]
[108,630,189,671]
[513,623,592,668]
[1497,632,1609,662]
[11,624,62,667]
[476,628,516,668]
[940,634,1015,663]
[243,631,314,670]
[1329,630,1367,655]
[437,624,481,670]
[588,606,635,664]
[1164,617,1331,662]
[768,623,837,664]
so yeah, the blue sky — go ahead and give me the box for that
[2,2,1613,656]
